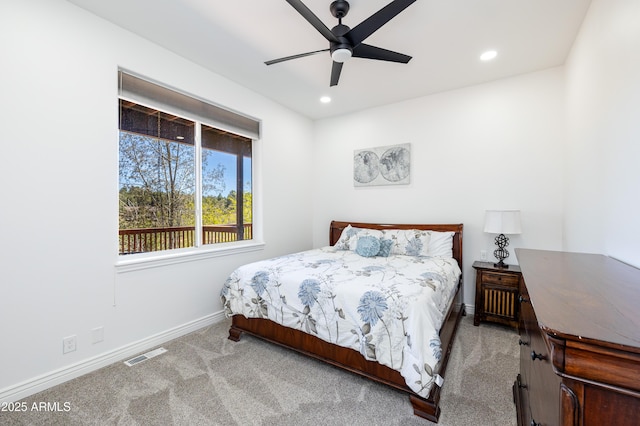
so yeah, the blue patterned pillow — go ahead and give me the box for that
[355,236,381,257]
[381,229,431,256]
[334,225,356,250]
[377,238,393,257]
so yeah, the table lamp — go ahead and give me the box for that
[484,210,522,268]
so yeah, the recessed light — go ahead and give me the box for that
[320,96,331,103]
[480,50,497,61]
[176,136,185,140]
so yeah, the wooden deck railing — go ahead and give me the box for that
[119,224,252,254]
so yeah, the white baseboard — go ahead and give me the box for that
[0,311,226,404]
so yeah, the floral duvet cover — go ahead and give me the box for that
[220,246,462,397]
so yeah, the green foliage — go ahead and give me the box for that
[119,186,191,229]
[120,188,250,228]
[202,194,234,225]
[243,191,253,223]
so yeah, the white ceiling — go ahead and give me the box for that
[67,0,592,120]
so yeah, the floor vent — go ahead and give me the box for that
[124,347,167,367]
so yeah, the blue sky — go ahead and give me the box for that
[205,150,251,196]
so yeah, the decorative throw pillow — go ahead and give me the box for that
[355,236,381,257]
[377,238,393,257]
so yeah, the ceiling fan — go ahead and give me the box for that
[265,0,417,86]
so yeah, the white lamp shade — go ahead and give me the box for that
[484,210,522,234]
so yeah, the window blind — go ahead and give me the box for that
[118,70,260,140]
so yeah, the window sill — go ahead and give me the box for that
[115,240,265,273]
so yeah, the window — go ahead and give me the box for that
[117,71,259,256]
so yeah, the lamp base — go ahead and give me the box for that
[493,234,510,268]
[493,260,510,269]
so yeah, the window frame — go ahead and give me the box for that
[116,71,263,272]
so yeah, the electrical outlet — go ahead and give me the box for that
[63,335,77,354]
[480,250,488,261]
[91,327,104,344]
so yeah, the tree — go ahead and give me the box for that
[119,132,225,230]
[119,132,194,228]
[243,188,252,224]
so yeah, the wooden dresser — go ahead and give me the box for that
[514,249,640,426]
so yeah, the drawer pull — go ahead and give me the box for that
[519,295,530,303]
[530,420,541,426]
[531,351,545,361]
[518,339,529,346]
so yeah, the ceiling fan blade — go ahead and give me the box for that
[286,0,339,43]
[347,0,417,46]
[330,61,344,86]
[352,44,411,63]
[265,49,329,65]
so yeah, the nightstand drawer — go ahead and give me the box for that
[483,272,519,287]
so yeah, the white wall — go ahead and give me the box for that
[312,68,566,308]
[0,0,314,399]
[564,0,640,267]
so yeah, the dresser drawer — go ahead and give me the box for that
[528,325,561,426]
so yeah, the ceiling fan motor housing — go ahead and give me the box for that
[330,23,353,62]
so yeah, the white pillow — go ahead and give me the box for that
[427,231,454,257]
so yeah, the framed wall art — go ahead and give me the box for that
[353,143,410,187]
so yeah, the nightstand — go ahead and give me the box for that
[472,261,522,329]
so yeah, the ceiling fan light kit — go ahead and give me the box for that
[331,48,352,63]
[266,0,416,86]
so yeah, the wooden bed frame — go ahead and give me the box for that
[228,220,465,422]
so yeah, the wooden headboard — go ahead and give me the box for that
[329,220,464,269]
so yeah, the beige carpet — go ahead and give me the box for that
[1,315,519,425]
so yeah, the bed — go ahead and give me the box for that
[221,220,465,422]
